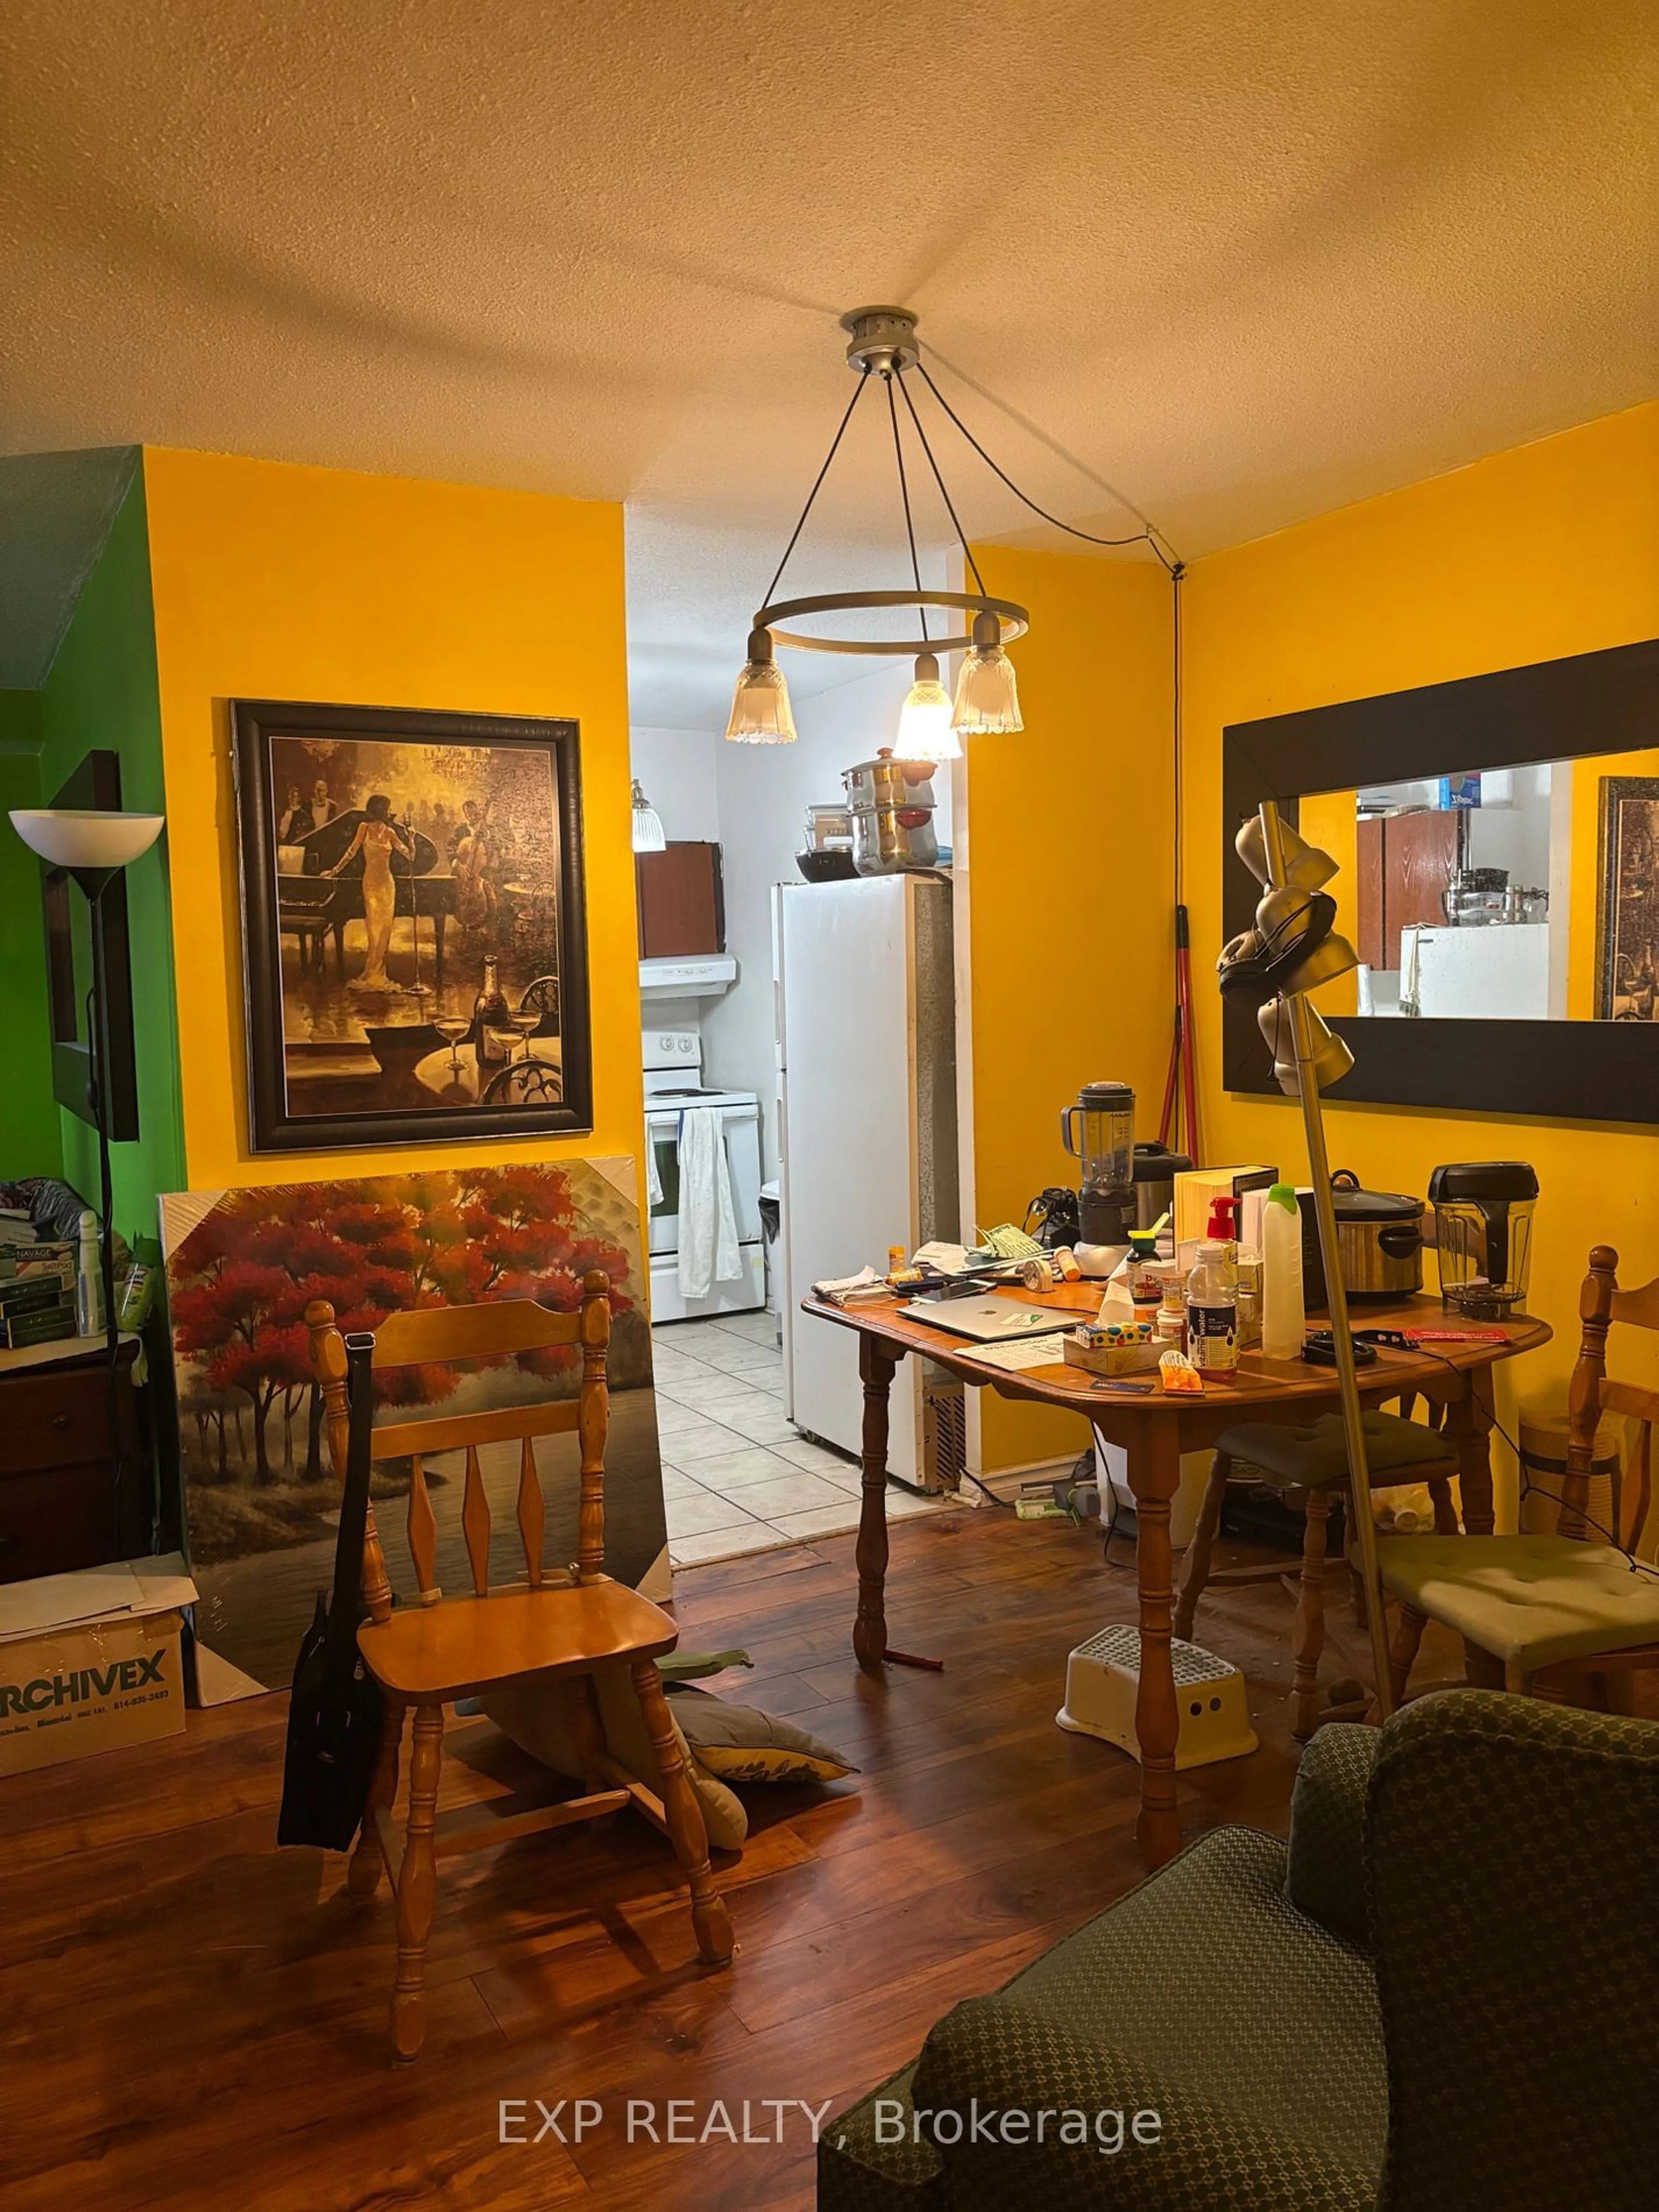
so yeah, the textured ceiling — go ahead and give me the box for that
[2,0,1653,725]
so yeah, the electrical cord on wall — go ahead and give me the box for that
[1404,1344,1658,1585]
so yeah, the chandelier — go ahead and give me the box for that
[726,306,1176,757]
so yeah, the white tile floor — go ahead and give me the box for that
[651,1309,947,1568]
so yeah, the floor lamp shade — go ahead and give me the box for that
[10,808,165,874]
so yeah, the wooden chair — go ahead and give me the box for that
[306,1273,733,2064]
[1175,1409,1460,1737]
[1383,1244,1659,1707]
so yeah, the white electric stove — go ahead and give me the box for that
[643,1027,765,1321]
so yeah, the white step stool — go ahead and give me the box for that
[1057,1624,1259,1769]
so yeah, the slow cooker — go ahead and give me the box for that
[1305,1171,1425,1306]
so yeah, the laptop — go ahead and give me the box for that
[901,1295,1073,1342]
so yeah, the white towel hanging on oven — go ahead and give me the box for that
[646,1137,665,1208]
[677,1108,742,1299]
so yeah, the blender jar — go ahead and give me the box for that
[1060,1082,1136,1246]
[1428,1161,1539,1316]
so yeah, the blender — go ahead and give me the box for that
[1428,1161,1539,1317]
[1060,1082,1136,1257]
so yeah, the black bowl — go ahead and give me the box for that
[795,848,859,883]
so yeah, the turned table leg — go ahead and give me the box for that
[1122,1416,1185,1869]
[1446,1364,1498,1535]
[854,1337,899,1672]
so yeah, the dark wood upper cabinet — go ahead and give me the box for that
[1357,811,1459,970]
[636,842,725,958]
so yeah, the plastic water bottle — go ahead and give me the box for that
[1185,1240,1239,1378]
[1261,1182,1306,1360]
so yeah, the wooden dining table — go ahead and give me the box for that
[800,1280,1550,1869]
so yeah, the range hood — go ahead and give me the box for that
[639,955,738,998]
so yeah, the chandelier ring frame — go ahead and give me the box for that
[753,589,1029,658]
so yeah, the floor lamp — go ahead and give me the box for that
[1229,798,1396,1719]
[9,806,165,1370]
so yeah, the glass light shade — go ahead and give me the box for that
[725,659,797,744]
[895,653,960,762]
[629,780,666,852]
[951,641,1023,734]
[10,808,165,870]
[725,629,798,744]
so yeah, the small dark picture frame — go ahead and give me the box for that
[232,699,592,1153]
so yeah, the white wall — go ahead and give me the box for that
[630,724,720,840]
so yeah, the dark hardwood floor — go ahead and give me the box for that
[1,1504,1431,2211]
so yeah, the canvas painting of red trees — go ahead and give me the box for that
[161,1157,666,1699]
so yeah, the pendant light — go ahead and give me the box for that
[725,306,1179,748]
[951,608,1023,735]
[895,652,959,761]
[724,626,798,744]
[629,780,666,852]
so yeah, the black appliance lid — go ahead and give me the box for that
[1079,1082,1135,1111]
[1329,1170,1422,1222]
[1133,1144,1194,1180]
[1427,1161,1540,1203]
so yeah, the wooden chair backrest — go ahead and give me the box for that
[305,1272,612,1622]
[1566,1245,1659,1548]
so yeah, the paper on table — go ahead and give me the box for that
[955,1335,1074,1373]
[912,1240,970,1274]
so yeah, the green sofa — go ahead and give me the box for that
[820,1693,1659,2211]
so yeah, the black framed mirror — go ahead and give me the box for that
[1221,637,1659,1123]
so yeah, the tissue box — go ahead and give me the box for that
[1063,1335,1160,1376]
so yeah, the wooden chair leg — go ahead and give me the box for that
[630,1658,734,1966]
[1389,1602,1428,1704]
[568,1668,608,1787]
[1173,1450,1230,1641]
[1427,1474,1460,1535]
[1290,1487,1331,1739]
[349,1697,404,1906]
[391,1701,444,2064]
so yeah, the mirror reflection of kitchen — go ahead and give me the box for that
[1300,747,1659,1022]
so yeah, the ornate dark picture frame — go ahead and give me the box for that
[41,747,140,1140]
[1596,775,1659,1023]
[232,699,593,1153]
[1221,637,1659,1123]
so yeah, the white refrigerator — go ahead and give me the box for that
[773,874,959,1486]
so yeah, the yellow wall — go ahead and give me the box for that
[1181,402,1659,1524]
[962,544,1174,1471]
[140,447,640,1193]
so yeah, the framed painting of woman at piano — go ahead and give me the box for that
[231,699,592,1152]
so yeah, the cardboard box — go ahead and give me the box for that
[1173,1164,1278,1246]
[0,1554,197,1778]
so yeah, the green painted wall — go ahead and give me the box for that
[0,692,64,1181]
[36,470,184,1248]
